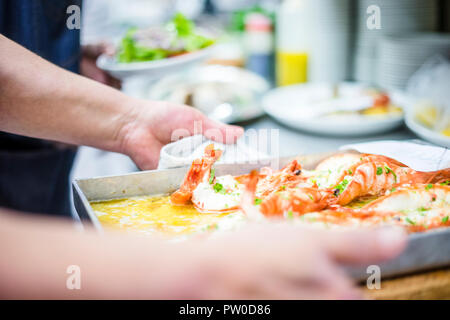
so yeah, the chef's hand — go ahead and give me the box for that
[118,100,244,170]
[172,225,407,299]
[81,43,121,89]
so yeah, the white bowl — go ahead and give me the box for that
[405,112,450,148]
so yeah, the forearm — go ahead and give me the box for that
[0,210,202,299]
[0,34,135,152]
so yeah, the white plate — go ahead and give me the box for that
[125,65,270,124]
[97,45,216,80]
[405,112,450,148]
[261,82,406,137]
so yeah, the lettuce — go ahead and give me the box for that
[183,33,215,52]
[117,28,137,63]
[118,13,214,63]
[118,28,169,63]
[171,12,194,37]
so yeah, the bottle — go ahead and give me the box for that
[276,0,351,85]
[244,12,275,83]
[276,0,309,86]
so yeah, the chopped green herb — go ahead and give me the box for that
[254,198,262,205]
[418,207,428,212]
[440,180,449,186]
[405,217,416,225]
[442,216,449,224]
[334,179,349,196]
[384,166,397,182]
[348,169,353,175]
[390,187,397,193]
[425,184,433,191]
[280,185,286,190]
[209,168,215,184]
[376,167,383,175]
[287,210,294,219]
[308,194,314,201]
[213,183,223,193]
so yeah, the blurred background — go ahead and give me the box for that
[73,0,450,182]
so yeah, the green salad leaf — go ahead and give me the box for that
[118,13,214,63]
[118,28,169,63]
[171,12,194,37]
[183,33,215,52]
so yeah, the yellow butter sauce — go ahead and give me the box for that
[90,196,235,237]
[345,196,378,209]
[90,195,379,238]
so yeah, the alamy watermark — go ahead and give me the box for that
[170,121,281,169]
[366,265,381,290]
[66,265,81,290]
[366,5,381,30]
[66,5,81,30]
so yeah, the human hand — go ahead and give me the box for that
[162,224,407,299]
[81,43,121,89]
[117,100,244,170]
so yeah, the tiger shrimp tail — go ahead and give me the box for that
[170,159,202,205]
[284,159,302,174]
[170,144,222,205]
[427,168,450,184]
[419,168,450,184]
[204,143,223,161]
[170,190,192,205]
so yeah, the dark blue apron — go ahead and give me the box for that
[0,0,82,216]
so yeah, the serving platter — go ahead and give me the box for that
[72,152,450,281]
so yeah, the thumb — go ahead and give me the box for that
[319,227,407,265]
[201,115,244,144]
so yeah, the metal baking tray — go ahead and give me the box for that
[72,153,450,281]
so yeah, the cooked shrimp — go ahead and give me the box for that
[170,144,222,205]
[239,170,265,221]
[295,206,397,229]
[256,160,304,197]
[170,144,450,232]
[313,153,362,188]
[192,174,244,213]
[364,184,450,232]
[331,155,450,205]
[259,187,333,217]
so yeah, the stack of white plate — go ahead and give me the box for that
[377,33,450,90]
[353,0,438,84]
[305,0,352,82]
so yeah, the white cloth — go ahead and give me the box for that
[340,140,450,172]
[158,135,270,169]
